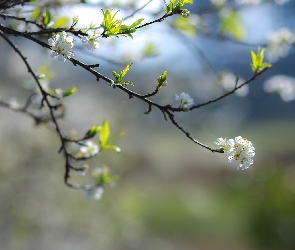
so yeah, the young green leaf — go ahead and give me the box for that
[129,18,144,29]
[101,10,122,36]
[165,0,193,14]
[141,42,158,57]
[112,63,133,85]
[163,113,168,121]
[108,131,125,144]
[103,144,121,153]
[120,63,133,78]
[93,167,119,185]
[157,71,167,89]
[49,16,70,28]
[43,10,51,25]
[63,86,79,97]
[219,10,244,41]
[38,64,55,81]
[111,70,121,83]
[101,10,144,37]
[85,125,102,139]
[31,7,41,20]
[99,120,110,147]
[250,47,272,73]
[173,16,196,36]
[97,120,124,152]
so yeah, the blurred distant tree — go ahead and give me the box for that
[0,0,292,198]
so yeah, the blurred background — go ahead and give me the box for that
[0,0,295,249]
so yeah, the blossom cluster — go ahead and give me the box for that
[79,140,99,157]
[211,0,289,6]
[78,140,99,158]
[215,136,255,170]
[175,92,194,110]
[70,140,99,159]
[264,75,295,102]
[48,29,101,61]
[235,0,261,5]
[83,186,104,200]
[266,28,295,62]
[273,0,289,5]
[48,31,74,62]
[81,29,101,50]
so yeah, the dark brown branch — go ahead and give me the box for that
[0,13,45,29]
[0,0,28,10]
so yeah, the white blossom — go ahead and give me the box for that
[274,0,289,5]
[83,186,104,200]
[48,31,74,61]
[215,136,255,170]
[219,72,248,97]
[266,28,295,62]
[8,97,20,109]
[181,9,191,18]
[264,75,295,102]
[210,0,227,7]
[175,92,194,110]
[235,0,261,5]
[79,140,99,158]
[54,88,63,98]
[81,30,101,50]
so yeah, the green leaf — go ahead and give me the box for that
[250,47,272,72]
[219,10,244,41]
[120,63,133,78]
[99,120,110,147]
[101,10,122,36]
[165,0,176,13]
[63,86,79,97]
[97,120,124,152]
[250,52,257,72]
[129,18,144,29]
[173,16,196,36]
[112,63,133,85]
[157,71,167,89]
[141,42,158,57]
[158,71,167,83]
[165,0,193,14]
[38,64,55,81]
[111,70,121,82]
[164,113,168,121]
[31,7,41,20]
[102,144,121,153]
[108,131,125,144]
[93,166,119,184]
[180,0,193,4]
[102,10,143,37]
[50,16,70,28]
[85,125,102,139]
[43,10,51,25]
